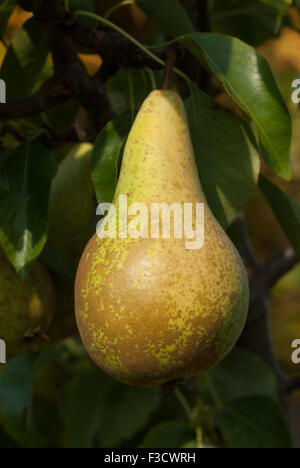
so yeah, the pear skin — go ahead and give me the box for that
[75,90,249,387]
[0,253,55,357]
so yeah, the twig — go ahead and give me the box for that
[1,2,193,129]
[67,21,164,70]
[236,214,291,391]
[73,10,196,90]
[0,78,70,119]
[264,249,298,289]
[161,48,176,90]
[286,377,300,394]
[0,1,164,128]
[235,212,260,273]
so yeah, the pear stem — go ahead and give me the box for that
[161,47,176,90]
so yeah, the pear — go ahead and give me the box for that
[269,264,300,374]
[75,90,249,387]
[48,143,95,262]
[0,252,55,357]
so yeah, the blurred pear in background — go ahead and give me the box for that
[0,251,55,357]
[48,143,95,264]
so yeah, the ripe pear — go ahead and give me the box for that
[48,143,95,262]
[0,252,55,357]
[75,90,249,387]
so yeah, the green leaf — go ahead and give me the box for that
[259,175,300,258]
[0,0,16,40]
[40,241,76,279]
[1,18,48,101]
[211,0,284,46]
[61,367,161,448]
[93,112,132,204]
[0,347,62,447]
[62,367,112,449]
[186,90,259,228]
[0,160,9,191]
[0,352,45,447]
[217,396,292,448]
[136,0,195,37]
[142,421,192,448]
[98,380,161,447]
[201,346,278,403]
[181,33,292,180]
[0,141,57,279]
[108,68,163,115]
[258,0,292,13]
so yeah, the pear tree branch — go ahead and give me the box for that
[286,377,300,394]
[235,214,299,400]
[67,20,164,70]
[0,0,165,138]
[265,249,298,289]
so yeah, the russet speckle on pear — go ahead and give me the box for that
[75,90,249,387]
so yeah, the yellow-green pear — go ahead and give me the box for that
[75,90,249,387]
[0,252,55,356]
[270,264,300,374]
[48,143,95,262]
